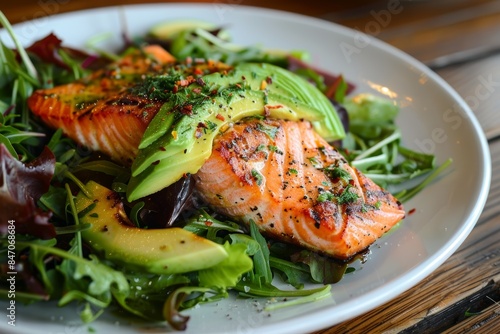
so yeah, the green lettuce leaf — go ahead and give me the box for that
[199,242,253,289]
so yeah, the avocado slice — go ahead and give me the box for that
[76,181,228,274]
[203,63,345,142]
[127,63,344,201]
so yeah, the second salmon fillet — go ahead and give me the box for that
[194,119,405,260]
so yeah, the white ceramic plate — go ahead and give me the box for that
[0,4,491,334]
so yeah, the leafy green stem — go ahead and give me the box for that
[354,129,401,161]
[0,11,38,81]
[397,158,453,203]
[263,285,331,311]
[65,183,83,257]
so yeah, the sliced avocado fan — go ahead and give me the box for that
[127,63,345,201]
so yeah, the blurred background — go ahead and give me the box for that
[5,0,500,131]
[4,0,500,65]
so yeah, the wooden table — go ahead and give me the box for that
[3,1,499,333]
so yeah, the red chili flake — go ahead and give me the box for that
[241,75,246,80]
[266,76,273,84]
[264,104,284,117]
[211,89,218,95]
[192,87,202,94]
[216,114,225,121]
[181,104,193,115]
[234,83,242,89]
[172,85,178,93]
[152,160,160,165]
[100,78,112,90]
[204,221,213,227]
[159,147,166,151]
[408,208,416,215]
[197,122,208,128]
[193,68,203,75]
[177,79,190,86]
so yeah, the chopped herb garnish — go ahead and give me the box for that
[251,169,264,186]
[256,122,279,139]
[307,156,321,168]
[361,200,382,213]
[317,192,334,203]
[317,186,358,204]
[337,185,359,205]
[205,120,218,132]
[255,144,269,159]
[268,145,283,155]
[324,166,351,182]
[256,144,267,152]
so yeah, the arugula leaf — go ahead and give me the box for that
[269,256,309,289]
[248,220,273,286]
[111,271,191,323]
[291,250,348,284]
[167,27,290,66]
[38,186,68,219]
[183,209,245,242]
[5,238,132,323]
[228,233,260,256]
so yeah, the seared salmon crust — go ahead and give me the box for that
[194,119,405,260]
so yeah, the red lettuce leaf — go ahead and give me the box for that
[287,55,356,94]
[25,33,91,70]
[0,144,57,239]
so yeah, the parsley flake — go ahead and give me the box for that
[325,166,351,182]
[251,169,264,186]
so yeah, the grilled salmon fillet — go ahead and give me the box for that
[194,119,405,260]
[27,45,175,164]
[27,45,230,164]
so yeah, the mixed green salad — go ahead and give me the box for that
[0,14,451,331]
